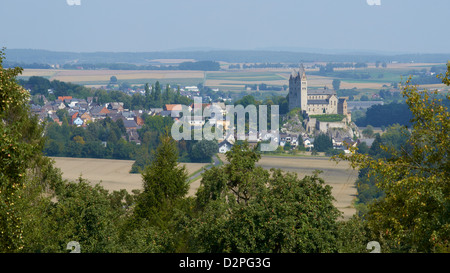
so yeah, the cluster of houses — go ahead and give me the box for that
[216,132,361,154]
[30,94,373,154]
[30,95,146,144]
[30,95,231,147]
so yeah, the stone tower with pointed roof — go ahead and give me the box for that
[289,64,308,112]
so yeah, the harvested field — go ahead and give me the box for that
[21,64,447,92]
[256,155,358,220]
[51,157,208,193]
[52,155,357,219]
[21,69,205,85]
[211,154,358,219]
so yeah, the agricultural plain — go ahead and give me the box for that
[21,62,448,93]
[51,155,358,219]
[21,69,205,87]
[51,157,208,193]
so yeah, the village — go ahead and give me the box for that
[29,88,376,156]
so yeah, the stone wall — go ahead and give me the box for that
[316,120,347,133]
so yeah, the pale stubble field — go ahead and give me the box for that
[51,157,208,193]
[52,155,358,220]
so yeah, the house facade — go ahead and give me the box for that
[218,140,233,154]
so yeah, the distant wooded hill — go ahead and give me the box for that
[4,48,450,65]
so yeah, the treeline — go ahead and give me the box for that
[409,74,443,85]
[59,60,221,71]
[4,61,53,69]
[44,117,138,160]
[19,76,193,110]
[178,61,220,71]
[96,82,193,110]
[314,69,373,80]
[314,62,373,74]
[7,48,450,64]
[378,89,402,101]
[354,125,412,215]
[229,63,286,69]
[62,63,177,70]
[43,114,218,168]
[336,88,359,98]
[233,94,289,115]
[130,115,218,173]
[244,83,287,92]
[19,76,94,101]
[354,94,449,127]
[354,102,413,127]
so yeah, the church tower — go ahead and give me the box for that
[289,64,308,112]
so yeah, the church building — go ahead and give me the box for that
[288,64,347,116]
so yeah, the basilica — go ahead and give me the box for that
[288,65,347,116]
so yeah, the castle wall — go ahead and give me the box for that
[316,120,347,133]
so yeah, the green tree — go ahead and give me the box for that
[335,63,450,252]
[0,49,64,252]
[154,81,162,107]
[283,141,292,151]
[362,125,374,138]
[24,178,119,253]
[332,79,341,91]
[314,133,333,152]
[0,51,44,251]
[189,142,341,253]
[134,131,189,224]
[234,95,258,107]
[110,76,118,84]
[336,216,371,253]
[189,140,218,163]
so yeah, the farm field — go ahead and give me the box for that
[20,69,205,87]
[20,62,448,93]
[256,156,358,220]
[52,155,358,219]
[216,154,358,220]
[51,157,208,193]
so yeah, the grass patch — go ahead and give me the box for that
[310,114,345,122]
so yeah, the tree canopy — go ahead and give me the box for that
[189,142,342,253]
[335,63,450,252]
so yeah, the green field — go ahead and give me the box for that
[206,71,286,82]
[79,78,204,87]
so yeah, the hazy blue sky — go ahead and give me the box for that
[1,0,449,53]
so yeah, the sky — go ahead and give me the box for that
[1,0,449,54]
